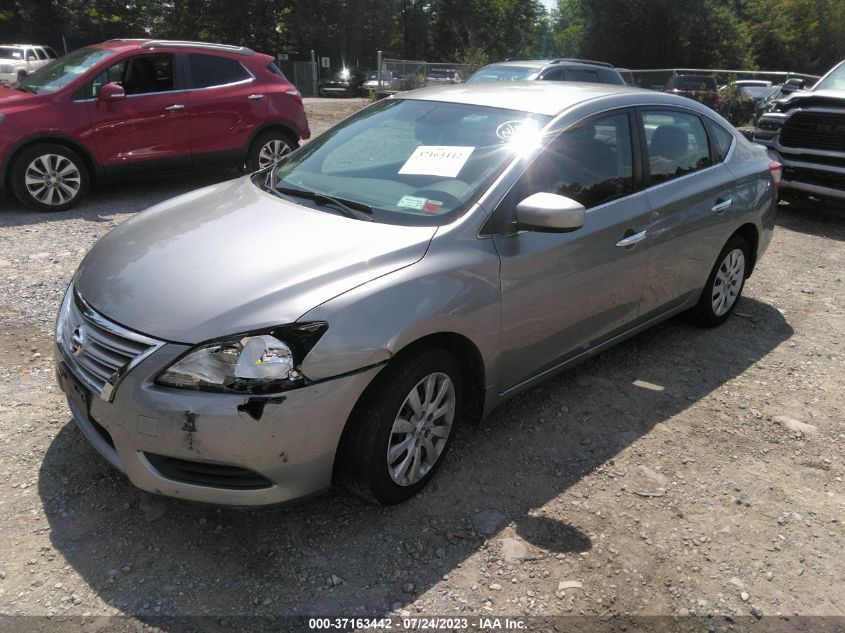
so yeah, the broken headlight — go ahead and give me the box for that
[156,323,327,394]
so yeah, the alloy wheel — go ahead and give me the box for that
[257,139,292,170]
[712,248,745,316]
[24,154,82,206]
[386,372,456,487]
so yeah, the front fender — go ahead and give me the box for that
[298,233,502,383]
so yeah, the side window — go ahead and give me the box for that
[540,69,567,81]
[34,48,47,61]
[86,54,174,98]
[45,47,58,60]
[567,68,600,83]
[188,54,251,89]
[26,49,37,62]
[505,111,635,216]
[707,120,734,162]
[642,110,711,185]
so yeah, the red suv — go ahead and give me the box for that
[0,39,310,210]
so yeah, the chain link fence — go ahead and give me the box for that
[373,55,469,95]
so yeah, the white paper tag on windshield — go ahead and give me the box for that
[399,146,475,178]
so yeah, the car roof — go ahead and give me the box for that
[94,39,255,56]
[396,81,681,116]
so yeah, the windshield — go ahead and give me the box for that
[18,47,113,94]
[265,98,551,226]
[466,65,540,83]
[815,63,845,91]
[0,47,24,60]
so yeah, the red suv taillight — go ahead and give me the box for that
[768,161,783,190]
[285,88,303,107]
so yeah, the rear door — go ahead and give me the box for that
[84,52,190,170]
[184,52,265,164]
[637,108,735,317]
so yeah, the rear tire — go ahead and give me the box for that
[688,234,750,327]
[246,130,297,172]
[337,349,463,505]
[11,143,89,211]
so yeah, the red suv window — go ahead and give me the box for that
[188,54,251,89]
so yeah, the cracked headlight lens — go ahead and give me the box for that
[157,335,296,393]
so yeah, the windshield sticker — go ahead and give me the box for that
[423,200,443,214]
[399,146,475,178]
[397,195,428,210]
[497,120,532,141]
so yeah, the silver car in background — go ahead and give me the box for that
[56,82,780,506]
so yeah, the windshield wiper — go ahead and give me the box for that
[275,186,374,222]
[14,84,36,94]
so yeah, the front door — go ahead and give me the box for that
[85,52,190,171]
[490,110,652,391]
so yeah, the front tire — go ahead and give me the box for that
[11,143,89,211]
[688,234,749,327]
[337,349,463,505]
[246,130,296,172]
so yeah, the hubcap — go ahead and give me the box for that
[712,248,745,316]
[257,139,292,170]
[24,154,81,206]
[387,372,456,487]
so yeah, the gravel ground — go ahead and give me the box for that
[0,98,843,631]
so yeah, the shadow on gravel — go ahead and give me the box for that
[37,297,792,624]
[0,167,240,228]
[776,198,845,241]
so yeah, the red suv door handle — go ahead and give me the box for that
[247,94,265,101]
[164,104,185,112]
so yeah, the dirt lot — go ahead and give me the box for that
[0,98,843,632]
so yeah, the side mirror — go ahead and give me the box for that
[516,192,586,233]
[98,82,126,102]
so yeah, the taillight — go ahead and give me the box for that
[285,87,303,106]
[768,161,783,189]
[714,93,721,107]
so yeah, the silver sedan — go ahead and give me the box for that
[56,82,780,506]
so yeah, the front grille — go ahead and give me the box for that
[780,111,845,151]
[783,166,845,191]
[57,287,162,399]
[144,453,273,490]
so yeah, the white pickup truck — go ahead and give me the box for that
[0,44,59,84]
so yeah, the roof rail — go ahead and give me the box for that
[550,57,615,69]
[140,40,255,56]
[504,57,539,62]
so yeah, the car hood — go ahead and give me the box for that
[0,86,37,107]
[75,177,437,344]
[776,89,845,111]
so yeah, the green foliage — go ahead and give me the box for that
[0,0,842,74]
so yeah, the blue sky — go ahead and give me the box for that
[540,0,556,12]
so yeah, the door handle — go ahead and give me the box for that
[248,94,265,100]
[164,104,185,111]
[711,198,733,213]
[616,230,648,248]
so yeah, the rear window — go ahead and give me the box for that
[567,68,600,83]
[188,54,251,89]
[466,65,540,83]
[267,61,287,79]
[0,47,23,60]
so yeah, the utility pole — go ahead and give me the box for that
[403,0,408,59]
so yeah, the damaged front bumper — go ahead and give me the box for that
[57,341,382,506]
